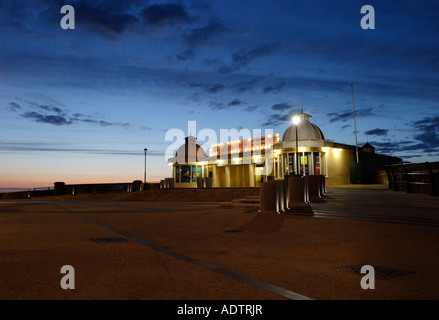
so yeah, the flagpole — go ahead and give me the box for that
[351,84,359,163]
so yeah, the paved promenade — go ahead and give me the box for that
[1,184,438,300]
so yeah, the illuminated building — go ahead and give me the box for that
[167,112,401,188]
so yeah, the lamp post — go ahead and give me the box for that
[351,84,359,163]
[144,148,148,184]
[292,115,301,176]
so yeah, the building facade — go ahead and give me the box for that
[167,112,401,188]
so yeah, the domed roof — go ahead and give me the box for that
[175,136,206,164]
[282,113,325,142]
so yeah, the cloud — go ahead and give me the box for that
[14,101,71,126]
[227,99,244,107]
[71,114,130,128]
[365,128,389,136]
[183,17,232,48]
[367,115,439,157]
[232,78,259,93]
[232,43,282,65]
[7,102,21,111]
[201,58,223,67]
[0,140,162,156]
[10,100,130,128]
[235,86,253,93]
[244,106,259,112]
[368,140,430,156]
[209,101,226,110]
[2,0,199,41]
[262,107,297,127]
[271,103,292,111]
[262,81,287,94]
[208,98,246,111]
[21,111,73,126]
[38,105,65,116]
[327,107,375,123]
[352,117,439,157]
[176,81,229,95]
[176,49,196,61]
[141,3,193,27]
[412,116,439,149]
[262,103,305,127]
[219,42,282,74]
[68,0,142,37]
[262,113,292,127]
[206,83,226,93]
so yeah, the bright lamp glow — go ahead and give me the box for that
[292,115,300,125]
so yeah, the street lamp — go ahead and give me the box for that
[292,115,301,176]
[144,148,148,184]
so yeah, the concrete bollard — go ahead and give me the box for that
[319,175,326,195]
[303,176,310,203]
[54,182,66,195]
[276,180,285,212]
[196,177,204,188]
[283,175,292,209]
[205,177,213,188]
[306,175,321,199]
[288,176,309,206]
[166,178,175,189]
[132,180,143,192]
[260,180,279,214]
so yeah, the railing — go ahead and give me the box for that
[0,181,160,199]
[385,162,438,196]
[33,187,53,191]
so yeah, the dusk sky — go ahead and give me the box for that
[1,0,439,189]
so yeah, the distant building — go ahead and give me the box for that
[167,112,402,188]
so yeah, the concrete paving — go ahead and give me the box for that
[1,184,438,300]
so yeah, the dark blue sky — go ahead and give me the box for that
[1,0,438,187]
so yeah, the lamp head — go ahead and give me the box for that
[292,115,300,125]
